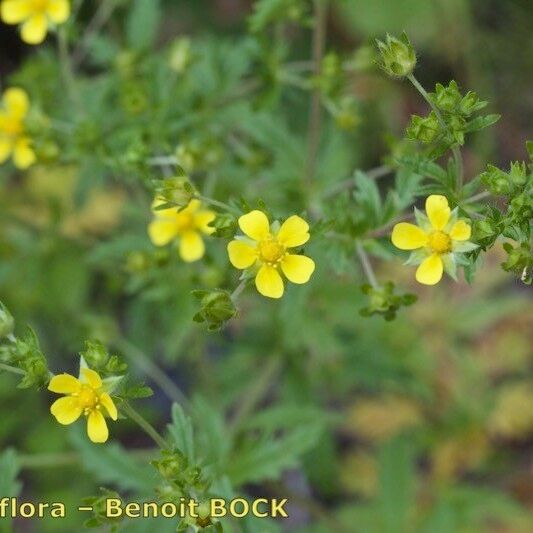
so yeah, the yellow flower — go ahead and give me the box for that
[391,195,475,285]
[148,198,215,262]
[48,365,118,444]
[0,88,36,169]
[1,0,70,45]
[227,210,315,299]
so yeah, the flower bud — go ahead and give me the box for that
[0,302,14,338]
[192,290,237,331]
[156,177,196,208]
[406,112,440,143]
[376,33,416,78]
[169,37,192,73]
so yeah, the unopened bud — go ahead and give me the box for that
[376,32,416,78]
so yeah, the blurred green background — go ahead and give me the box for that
[0,0,532,531]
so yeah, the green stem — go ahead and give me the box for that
[230,279,248,301]
[304,0,328,187]
[121,401,168,449]
[18,449,156,470]
[0,362,25,376]
[57,28,81,112]
[407,73,464,191]
[356,242,378,288]
[229,356,282,432]
[114,339,189,408]
[72,0,121,67]
[196,195,240,216]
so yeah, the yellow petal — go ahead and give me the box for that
[81,368,102,389]
[13,137,36,169]
[391,222,428,250]
[195,210,215,235]
[99,393,118,421]
[0,137,13,164]
[21,13,48,44]
[227,240,257,269]
[50,396,82,425]
[281,254,315,284]
[425,195,451,230]
[255,265,284,299]
[150,197,177,218]
[238,210,270,241]
[416,254,444,285]
[148,219,178,246]
[450,220,471,241]
[1,0,31,24]
[47,0,70,24]
[3,87,29,118]
[181,199,201,214]
[48,373,81,394]
[277,215,310,247]
[87,410,109,443]
[179,230,204,262]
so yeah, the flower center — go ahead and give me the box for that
[1,116,22,136]
[30,0,50,13]
[428,230,451,254]
[258,237,286,264]
[77,385,98,411]
[175,212,194,232]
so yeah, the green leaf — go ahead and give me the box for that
[377,436,416,533]
[126,0,162,50]
[0,449,21,496]
[465,114,501,133]
[226,423,324,485]
[69,429,154,493]
[168,403,195,462]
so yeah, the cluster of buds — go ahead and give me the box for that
[80,341,127,378]
[153,176,197,210]
[430,81,487,116]
[192,290,238,332]
[0,302,14,339]
[360,282,417,321]
[481,162,528,197]
[375,33,417,78]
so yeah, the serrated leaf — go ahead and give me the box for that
[465,114,501,133]
[167,403,195,462]
[226,423,324,485]
[69,429,154,493]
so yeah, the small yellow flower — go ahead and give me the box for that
[148,198,215,262]
[1,0,70,45]
[48,366,118,444]
[227,210,315,299]
[391,195,475,285]
[0,88,36,169]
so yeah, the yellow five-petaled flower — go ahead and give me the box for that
[0,88,36,169]
[1,0,70,45]
[228,210,315,299]
[48,366,118,444]
[391,195,473,285]
[148,198,216,262]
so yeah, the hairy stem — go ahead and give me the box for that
[0,362,25,376]
[115,339,189,408]
[72,0,121,67]
[231,279,248,301]
[304,0,328,186]
[196,195,240,216]
[356,242,378,288]
[229,356,282,432]
[121,401,168,449]
[407,73,464,191]
[18,449,155,470]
